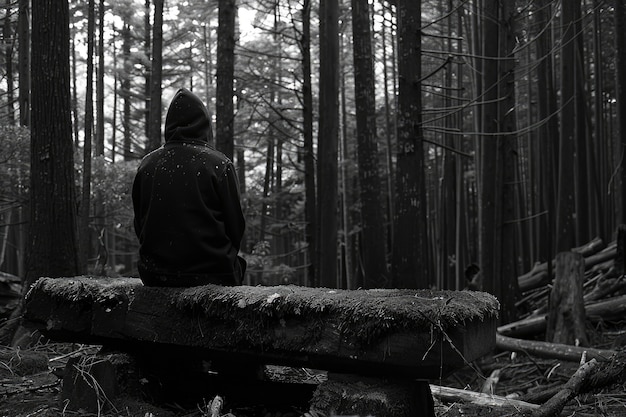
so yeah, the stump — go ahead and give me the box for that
[546,251,588,346]
[61,351,142,413]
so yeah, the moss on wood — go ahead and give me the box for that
[27,276,499,349]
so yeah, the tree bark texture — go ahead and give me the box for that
[546,251,588,346]
[147,0,164,153]
[121,21,133,160]
[18,0,29,127]
[556,0,577,252]
[316,0,339,288]
[616,0,626,224]
[351,0,389,288]
[79,0,96,273]
[534,0,558,268]
[498,0,521,324]
[216,0,236,159]
[392,0,430,289]
[301,0,316,287]
[478,0,501,303]
[96,0,105,157]
[28,0,80,284]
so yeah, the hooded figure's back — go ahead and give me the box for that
[132,88,245,286]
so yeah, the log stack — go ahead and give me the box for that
[486,228,626,417]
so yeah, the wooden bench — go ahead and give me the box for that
[23,276,499,416]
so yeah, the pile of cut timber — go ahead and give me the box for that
[24,276,499,379]
[489,229,626,417]
[502,234,626,341]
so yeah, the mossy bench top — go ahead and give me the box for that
[24,276,499,378]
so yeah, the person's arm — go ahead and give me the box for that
[131,172,143,240]
[219,162,245,250]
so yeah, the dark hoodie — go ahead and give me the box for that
[132,88,245,286]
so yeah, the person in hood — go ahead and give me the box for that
[132,88,246,286]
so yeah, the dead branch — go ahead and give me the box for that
[530,359,598,417]
[429,384,539,411]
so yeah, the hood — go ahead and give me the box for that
[164,88,213,143]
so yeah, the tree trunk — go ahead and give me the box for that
[381,8,394,254]
[146,0,163,153]
[216,0,236,159]
[351,0,389,288]
[111,31,118,160]
[96,0,105,157]
[392,0,430,289]
[498,0,520,323]
[616,0,626,224]
[339,45,353,289]
[556,0,577,252]
[79,0,95,273]
[144,0,151,141]
[4,0,15,124]
[18,0,29,127]
[317,0,340,288]
[71,25,80,147]
[574,1,590,246]
[479,0,501,298]
[441,0,456,290]
[301,0,316,287]
[534,0,557,273]
[27,0,80,283]
[122,21,132,160]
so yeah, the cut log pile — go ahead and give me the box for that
[453,227,626,416]
[502,232,626,341]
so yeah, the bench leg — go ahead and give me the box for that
[61,351,142,413]
[310,373,435,417]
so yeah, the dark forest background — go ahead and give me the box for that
[1,0,626,324]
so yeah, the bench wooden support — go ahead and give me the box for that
[311,373,435,417]
[61,349,318,413]
[61,351,142,412]
[24,277,499,416]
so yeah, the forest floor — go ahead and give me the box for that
[1,327,625,417]
[3,237,626,416]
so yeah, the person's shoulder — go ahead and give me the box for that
[197,144,233,165]
[137,146,167,168]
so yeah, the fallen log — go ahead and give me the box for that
[584,244,617,270]
[496,334,616,362]
[517,238,607,292]
[498,293,626,338]
[531,359,598,417]
[429,384,539,411]
[518,240,615,293]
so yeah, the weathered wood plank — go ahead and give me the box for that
[24,277,499,379]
